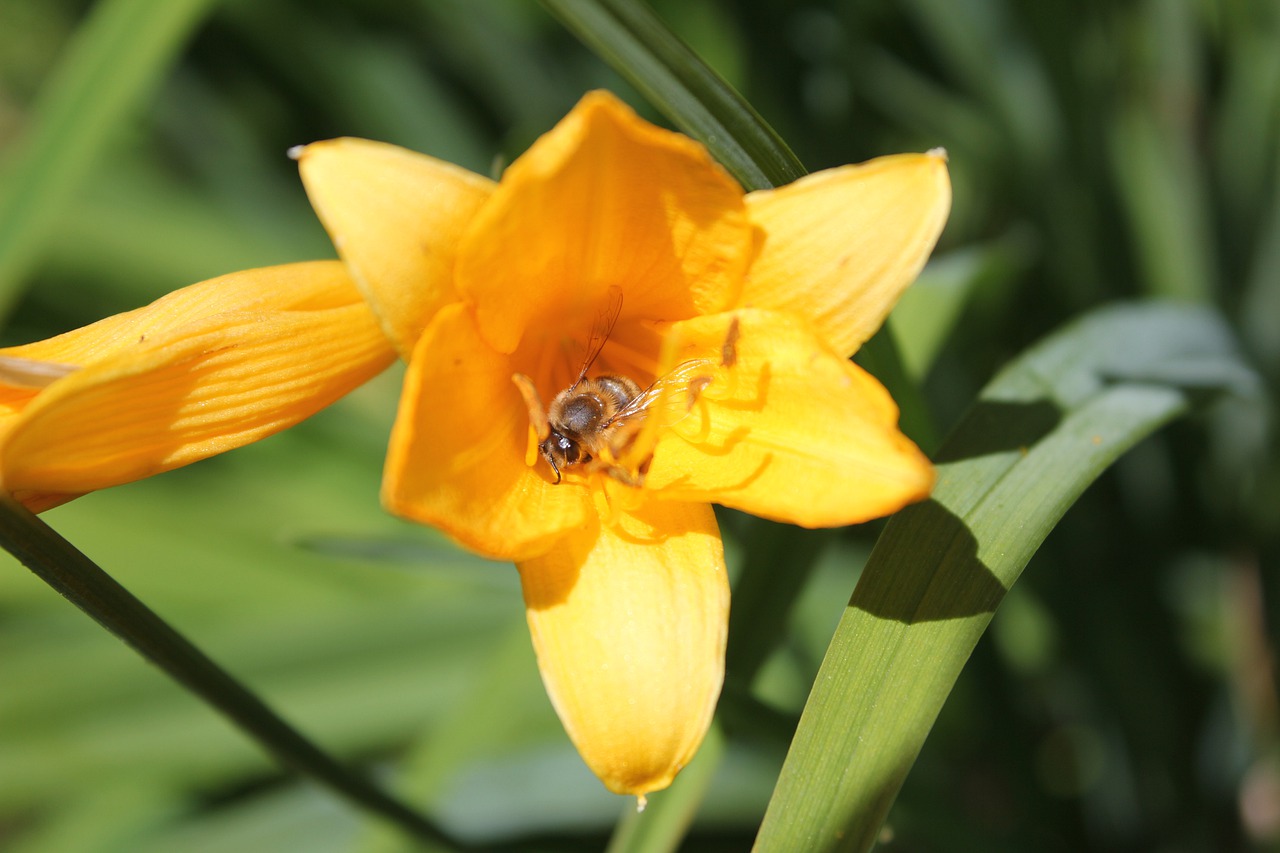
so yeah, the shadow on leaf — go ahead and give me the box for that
[852,500,1006,623]
[933,397,1062,464]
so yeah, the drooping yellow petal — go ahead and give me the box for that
[0,259,364,367]
[457,91,752,354]
[382,303,590,561]
[518,493,728,797]
[742,151,951,357]
[644,309,934,526]
[0,262,396,511]
[295,138,495,357]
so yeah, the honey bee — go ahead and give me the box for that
[513,288,736,486]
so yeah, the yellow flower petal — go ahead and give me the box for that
[518,494,727,796]
[742,151,951,357]
[644,309,934,526]
[1,259,364,367]
[0,262,396,511]
[457,91,752,353]
[382,303,590,561]
[295,137,495,357]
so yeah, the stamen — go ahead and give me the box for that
[720,315,741,367]
[511,373,550,443]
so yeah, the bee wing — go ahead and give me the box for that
[608,357,718,429]
[596,357,717,476]
[571,285,624,389]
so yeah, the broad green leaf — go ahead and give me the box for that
[753,302,1256,851]
[538,0,804,192]
[0,0,214,321]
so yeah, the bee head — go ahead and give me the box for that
[540,430,583,484]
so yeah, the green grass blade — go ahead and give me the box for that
[0,495,458,850]
[754,303,1256,851]
[0,0,215,322]
[538,0,805,191]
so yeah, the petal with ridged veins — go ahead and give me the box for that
[518,493,727,797]
[742,151,950,357]
[382,303,591,561]
[643,309,934,526]
[297,137,494,357]
[457,91,752,354]
[0,262,395,512]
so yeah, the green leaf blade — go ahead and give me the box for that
[539,0,805,191]
[754,303,1252,851]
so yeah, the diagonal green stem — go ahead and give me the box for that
[0,494,457,850]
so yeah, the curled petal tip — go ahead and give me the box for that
[926,146,949,161]
[286,144,307,161]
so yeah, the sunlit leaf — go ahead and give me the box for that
[754,302,1256,851]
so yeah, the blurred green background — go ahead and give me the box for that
[1,0,1277,850]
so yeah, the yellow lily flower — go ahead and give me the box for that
[294,91,950,797]
[0,261,397,512]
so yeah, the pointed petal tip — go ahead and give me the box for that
[289,137,357,161]
[296,136,495,356]
[643,309,937,527]
[0,263,395,501]
[926,146,949,162]
[741,151,951,355]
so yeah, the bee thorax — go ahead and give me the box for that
[558,394,607,433]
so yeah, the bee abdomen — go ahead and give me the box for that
[594,375,642,409]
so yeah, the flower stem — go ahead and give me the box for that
[0,494,457,849]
